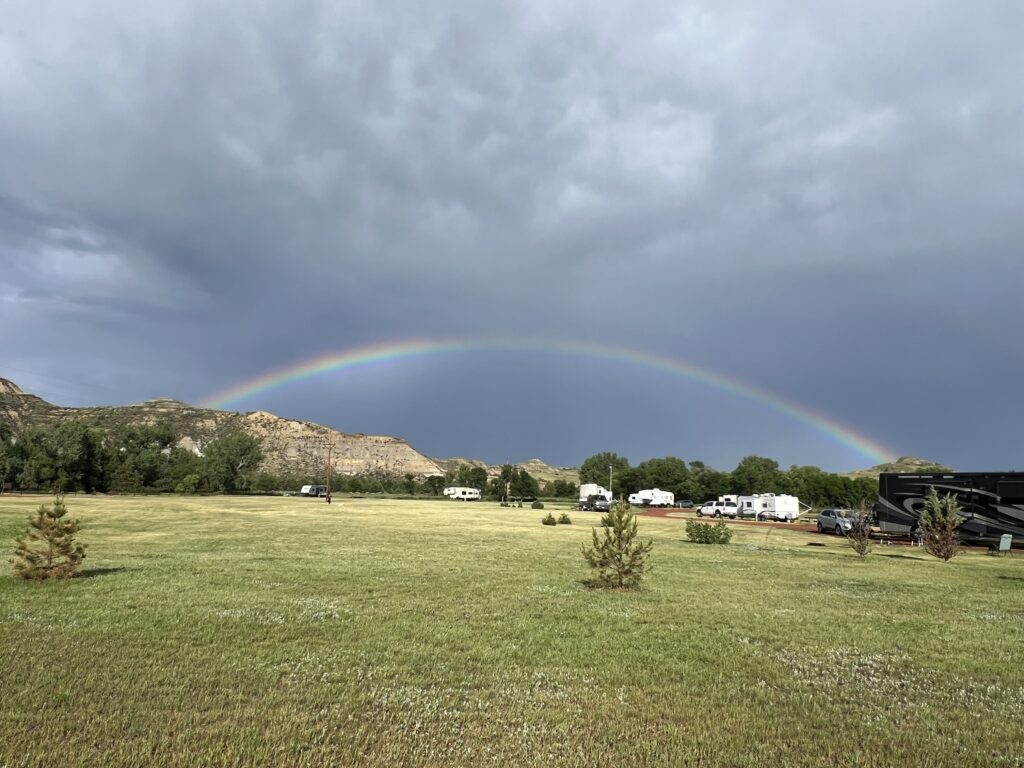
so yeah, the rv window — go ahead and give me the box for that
[998,481,1024,504]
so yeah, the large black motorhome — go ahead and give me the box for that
[876,472,1024,543]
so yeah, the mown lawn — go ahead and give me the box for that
[1,494,1022,767]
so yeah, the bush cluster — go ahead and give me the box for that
[685,520,733,545]
[541,513,557,526]
[557,513,572,525]
[532,500,544,509]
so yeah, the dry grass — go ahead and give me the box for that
[1,494,1022,767]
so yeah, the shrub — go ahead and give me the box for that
[581,501,653,589]
[541,513,557,526]
[532,500,545,509]
[847,506,874,557]
[685,520,733,545]
[11,494,86,580]
[919,487,962,562]
[557,513,572,525]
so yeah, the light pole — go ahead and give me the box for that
[609,464,613,502]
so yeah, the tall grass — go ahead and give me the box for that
[1,495,1021,767]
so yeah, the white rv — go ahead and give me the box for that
[699,493,803,521]
[629,488,675,507]
[744,493,802,521]
[443,486,481,501]
[578,483,612,504]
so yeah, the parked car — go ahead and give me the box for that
[674,499,694,508]
[817,508,855,534]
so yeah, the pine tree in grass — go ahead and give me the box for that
[919,487,962,562]
[11,494,86,580]
[581,501,653,589]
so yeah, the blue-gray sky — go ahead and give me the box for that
[2,0,1022,472]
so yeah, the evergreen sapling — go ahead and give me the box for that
[11,494,86,580]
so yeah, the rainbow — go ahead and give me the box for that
[200,337,896,464]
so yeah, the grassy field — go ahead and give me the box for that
[1,494,1022,767]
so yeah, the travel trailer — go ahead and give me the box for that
[443,486,482,501]
[698,493,803,521]
[740,493,803,522]
[628,488,675,507]
[578,483,611,504]
[299,485,327,497]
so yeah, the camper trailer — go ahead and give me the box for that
[876,472,1024,543]
[628,488,675,507]
[443,486,482,501]
[699,493,803,521]
[740,493,803,522]
[300,485,327,497]
[578,483,611,505]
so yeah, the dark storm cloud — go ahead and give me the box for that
[2,0,1023,469]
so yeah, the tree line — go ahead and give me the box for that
[0,421,885,507]
[579,452,881,509]
[0,421,575,499]
[0,421,263,494]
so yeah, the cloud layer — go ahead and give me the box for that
[3,0,1022,470]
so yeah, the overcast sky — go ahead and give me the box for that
[2,0,1022,472]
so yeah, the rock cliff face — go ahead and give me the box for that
[0,377,443,478]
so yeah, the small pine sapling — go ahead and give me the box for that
[846,504,874,557]
[919,487,962,562]
[12,494,86,580]
[581,501,653,589]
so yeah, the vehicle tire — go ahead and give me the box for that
[714,511,721,519]
[835,525,843,535]
[697,511,704,518]
[816,522,824,533]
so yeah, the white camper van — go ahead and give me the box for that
[443,486,481,501]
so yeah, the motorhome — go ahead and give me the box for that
[876,472,1024,543]
[443,486,482,501]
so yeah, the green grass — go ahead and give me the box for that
[1,495,1023,767]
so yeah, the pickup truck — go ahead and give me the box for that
[697,499,739,518]
[579,494,611,512]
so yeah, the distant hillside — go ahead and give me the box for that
[434,456,579,484]
[844,456,953,479]
[0,377,443,478]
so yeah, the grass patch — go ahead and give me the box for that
[1,495,1022,766]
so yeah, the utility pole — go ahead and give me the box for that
[326,444,333,504]
[609,464,613,502]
